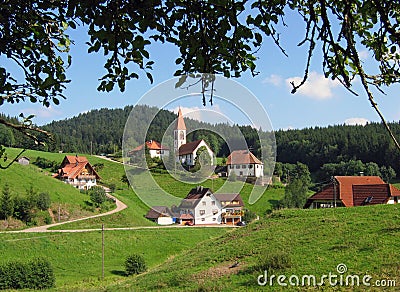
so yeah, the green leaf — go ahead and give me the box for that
[146,72,153,84]
[175,75,187,88]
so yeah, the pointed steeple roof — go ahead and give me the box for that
[175,107,186,130]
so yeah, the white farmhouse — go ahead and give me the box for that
[226,150,264,178]
[128,140,169,159]
[178,186,222,225]
[54,155,101,190]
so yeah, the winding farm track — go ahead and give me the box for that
[7,192,128,233]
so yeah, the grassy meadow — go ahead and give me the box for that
[101,204,400,291]
[0,227,226,289]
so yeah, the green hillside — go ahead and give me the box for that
[0,148,93,228]
[1,148,154,229]
[99,204,400,291]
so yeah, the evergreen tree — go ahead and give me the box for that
[0,185,14,220]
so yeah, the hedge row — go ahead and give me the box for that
[0,257,55,290]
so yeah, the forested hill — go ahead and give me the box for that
[42,105,264,157]
[276,123,400,173]
[3,105,400,174]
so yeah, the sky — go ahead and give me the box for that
[2,10,400,131]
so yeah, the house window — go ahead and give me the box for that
[242,165,246,169]
[212,209,218,215]
[202,201,206,206]
[249,164,253,169]
[211,201,215,206]
[199,210,205,215]
[201,218,205,221]
[256,165,259,168]
[235,165,240,169]
[213,218,216,221]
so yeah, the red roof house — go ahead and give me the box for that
[55,155,101,190]
[128,140,170,159]
[304,176,400,208]
[226,150,264,178]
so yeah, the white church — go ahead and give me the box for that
[174,108,214,166]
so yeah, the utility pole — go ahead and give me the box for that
[102,224,105,279]
[332,176,337,208]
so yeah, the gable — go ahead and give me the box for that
[58,155,101,180]
[226,150,262,165]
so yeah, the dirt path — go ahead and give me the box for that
[14,192,128,233]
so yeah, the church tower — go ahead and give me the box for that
[174,107,186,153]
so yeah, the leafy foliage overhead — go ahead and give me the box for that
[2,1,400,164]
[2,1,400,106]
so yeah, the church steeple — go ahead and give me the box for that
[174,107,186,153]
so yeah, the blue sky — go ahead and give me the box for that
[2,11,400,131]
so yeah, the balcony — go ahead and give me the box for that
[222,210,244,218]
[77,175,96,180]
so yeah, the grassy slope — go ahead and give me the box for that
[101,204,400,291]
[0,149,95,226]
[0,227,225,289]
[0,148,84,205]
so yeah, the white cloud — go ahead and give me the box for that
[286,71,339,100]
[22,106,61,119]
[172,106,202,121]
[172,105,230,124]
[344,117,369,126]
[263,74,283,86]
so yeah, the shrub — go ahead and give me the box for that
[242,209,257,223]
[89,186,107,207]
[0,258,55,289]
[36,192,51,211]
[125,254,147,276]
[228,172,237,182]
[254,252,292,273]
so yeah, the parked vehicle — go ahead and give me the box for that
[185,221,194,226]
[236,221,246,226]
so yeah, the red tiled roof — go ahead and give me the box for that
[352,184,390,206]
[389,185,400,197]
[58,155,101,180]
[178,140,203,155]
[303,184,337,208]
[175,107,186,130]
[65,155,88,164]
[226,150,262,165]
[304,176,393,208]
[336,176,384,206]
[129,140,169,153]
